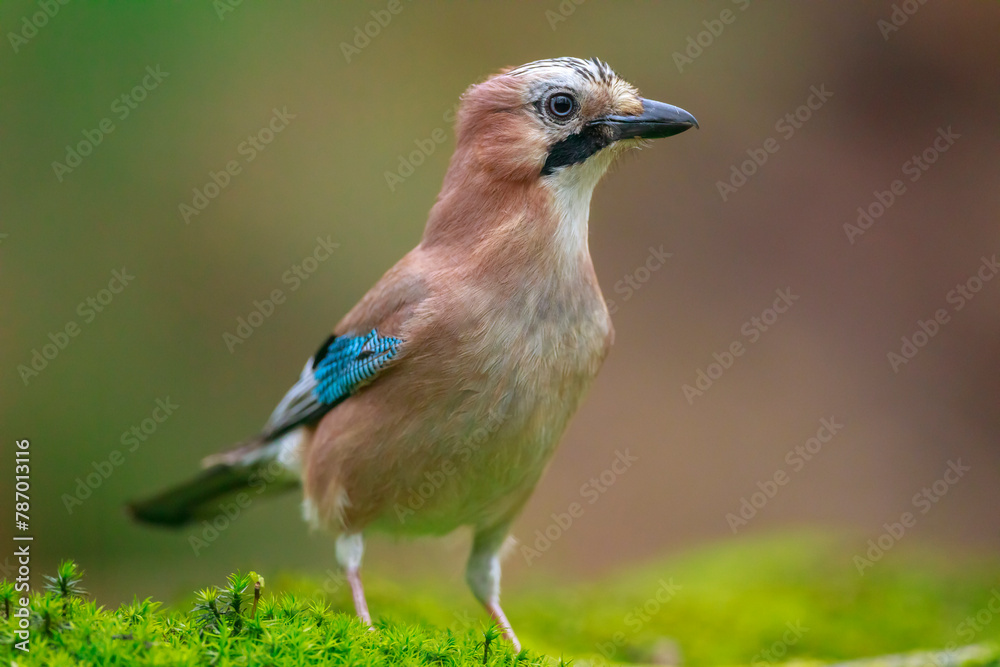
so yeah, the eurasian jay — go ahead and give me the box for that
[129,57,697,650]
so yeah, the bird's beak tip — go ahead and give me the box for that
[594,98,699,140]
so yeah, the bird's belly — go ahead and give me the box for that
[367,411,562,535]
[365,302,612,535]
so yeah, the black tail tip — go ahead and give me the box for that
[125,498,192,528]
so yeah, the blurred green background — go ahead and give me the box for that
[2,0,999,642]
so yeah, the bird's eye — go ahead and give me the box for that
[545,93,577,119]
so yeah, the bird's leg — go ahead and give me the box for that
[336,533,371,625]
[467,525,521,652]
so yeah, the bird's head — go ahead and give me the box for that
[451,57,698,185]
[426,58,696,258]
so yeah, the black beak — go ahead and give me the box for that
[592,98,699,140]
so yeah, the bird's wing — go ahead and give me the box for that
[132,328,405,523]
[260,328,402,440]
[200,247,431,469]
[265,245,436,440]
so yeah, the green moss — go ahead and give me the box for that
[2,533,999,666]
[512,532,1000,664]
[1,566,528,666]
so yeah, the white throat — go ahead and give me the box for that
[541,149,618,273]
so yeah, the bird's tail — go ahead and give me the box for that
[126,437,300,528]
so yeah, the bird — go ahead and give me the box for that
[128,56,697,651]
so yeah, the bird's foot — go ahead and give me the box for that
[486,601,522,653]
[345,566,372,626]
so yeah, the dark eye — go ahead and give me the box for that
[546,93,576,119]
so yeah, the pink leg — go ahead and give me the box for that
[485,600,521,652]
[336,534,372,625]
[468,528,522,653]
[346,565,372,625]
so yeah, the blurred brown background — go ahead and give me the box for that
[2,1,998,605]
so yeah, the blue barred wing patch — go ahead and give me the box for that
[262,329,401,439]
[312,329,401,404]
